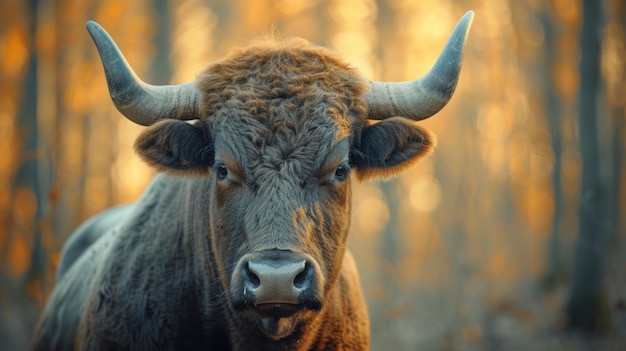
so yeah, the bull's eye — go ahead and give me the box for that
[216,163,228,180]
[334,164,350,182]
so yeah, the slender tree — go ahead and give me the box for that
[607,0,624,265]
[151,0,173,84]
[566,0,609,332]
[17,0,45,288]
[540,3,564,289]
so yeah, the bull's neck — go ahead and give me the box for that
[159,175,226,319]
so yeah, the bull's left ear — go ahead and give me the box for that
[134,120,214,176]
[351,117,435,182]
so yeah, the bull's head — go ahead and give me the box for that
[88,12,473,341]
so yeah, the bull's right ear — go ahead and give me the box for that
[134,120,214,176]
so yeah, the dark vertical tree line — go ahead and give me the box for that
[608,0,624,245]
[150,0,172,85]
[16,0,44,287]
[566,0,611,332]
[540,3,564,289]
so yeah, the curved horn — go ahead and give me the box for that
[86,21,202,126]
[365,11,474,120]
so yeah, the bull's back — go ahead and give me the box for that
[56,204,133,282]
[33,204,133,350]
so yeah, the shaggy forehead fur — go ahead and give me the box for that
[196,37,369,176]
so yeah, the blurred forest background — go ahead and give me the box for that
[1,0,625,349]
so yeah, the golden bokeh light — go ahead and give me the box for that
[353,183,390,240]
[408,176,442,213]
[0,24,29,76]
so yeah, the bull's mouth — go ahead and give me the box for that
[253,303,300,318]
[250,304,302,340]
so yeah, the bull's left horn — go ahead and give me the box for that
[364,11,474,120]
[86,21,202,126]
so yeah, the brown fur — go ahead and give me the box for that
[33,37,435,350]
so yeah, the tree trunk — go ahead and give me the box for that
[540,5,564,289]
[17,0,45,287]
[566,0,608,333]
[151,0,173,84]
[608,0,624,267]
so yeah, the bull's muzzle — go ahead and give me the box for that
[231,250,323,313]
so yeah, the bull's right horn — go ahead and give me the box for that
[86,21,202,126]
[364,11,474,120]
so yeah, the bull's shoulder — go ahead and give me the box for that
[73,178,220,349]
[33,226,116,351]
[56,203,134,282]
[55,174,190,282]
[35,175,219,350]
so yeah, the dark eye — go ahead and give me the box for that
[334,164,350,181]
[216,163,228,180]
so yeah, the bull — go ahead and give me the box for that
[33,11,473,350]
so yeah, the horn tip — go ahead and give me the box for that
[86,21,111,43]
[459,11,475,39]
[86,21,101,34]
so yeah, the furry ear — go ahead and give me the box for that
[351,117,435,182]
[134,120,214,176]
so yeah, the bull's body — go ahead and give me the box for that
[33,12,473,350]
[38,175,368,350]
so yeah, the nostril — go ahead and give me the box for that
[238,255,321,307]
[243,262,261,289]
[293,261,312,290]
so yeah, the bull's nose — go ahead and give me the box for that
[241,257,314,305]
